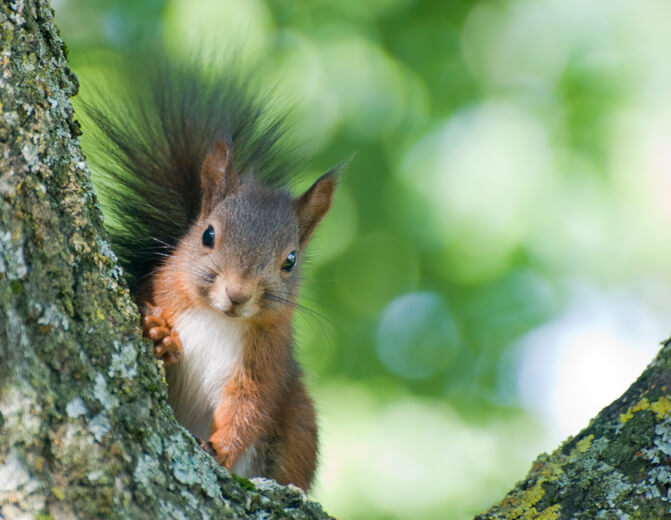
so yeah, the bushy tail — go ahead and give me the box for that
[79,51,297,292]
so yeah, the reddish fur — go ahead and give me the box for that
[209,320,289,468]
[138,147,330,488]
[269,374,318,490]
[145,269,318,488]
[136,142,335,490]
[89,53,342,490]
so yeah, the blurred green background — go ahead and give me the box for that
[54,0,671,518]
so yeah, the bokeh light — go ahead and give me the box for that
[377,291,460,380]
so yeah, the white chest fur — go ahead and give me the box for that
[166,307,246,441]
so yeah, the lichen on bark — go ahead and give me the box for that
[477,339,671,520]
[0,1,331,518]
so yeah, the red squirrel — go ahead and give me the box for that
[84,55,339,490]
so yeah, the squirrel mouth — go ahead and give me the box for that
[210,297,258,319]
[210,300,243,318]
[220,305,257,319]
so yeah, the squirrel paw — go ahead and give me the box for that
[188,433,218,458]
[200,440,217,458]
[141,302,183,365]
[208,432,237,469]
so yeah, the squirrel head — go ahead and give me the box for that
[173,141,337,321]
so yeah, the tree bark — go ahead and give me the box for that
[0,1,330,518]
[477,340,671,519]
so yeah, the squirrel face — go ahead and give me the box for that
[188,179,301,319]
[172,141,337,322]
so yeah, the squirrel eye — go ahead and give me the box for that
[281,251,297,272]
[202,225,215,248]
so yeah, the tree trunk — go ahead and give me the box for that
[477,339,671,519]
[0,2,330,518]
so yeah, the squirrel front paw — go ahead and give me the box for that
[208,431,239,469]
[200,440,218,458]
[141,302,182,365]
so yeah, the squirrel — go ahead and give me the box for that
[83,54,339,491]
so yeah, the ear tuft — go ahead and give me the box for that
[295,167,340,247]
[200,141,240,216]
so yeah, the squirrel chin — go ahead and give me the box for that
[222,309,248,319]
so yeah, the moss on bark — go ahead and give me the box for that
[0,1,331,518]
[477,340,671,519]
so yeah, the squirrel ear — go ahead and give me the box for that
[295,168,338,247]
[200,141,240,216]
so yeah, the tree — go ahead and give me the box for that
[3,1,671,519]
[476,337,671,519]
[0,1,329,518]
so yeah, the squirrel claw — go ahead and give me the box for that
[200,440,217,458]
[148,326,170,342]
[142,314,165,330]
[155,335,182,365]
[141,302,182,365]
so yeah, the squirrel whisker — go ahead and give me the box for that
[262,291,334,326]
[84,50,342,490]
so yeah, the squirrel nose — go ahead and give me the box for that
[226,287,251,306]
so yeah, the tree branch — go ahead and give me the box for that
[477,339,671,519]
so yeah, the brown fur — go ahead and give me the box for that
[140,142,336,490]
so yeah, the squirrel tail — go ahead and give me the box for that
[79,51,296,292]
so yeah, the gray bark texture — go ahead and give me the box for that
[476,337,671,519]
[0,1,331,518]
